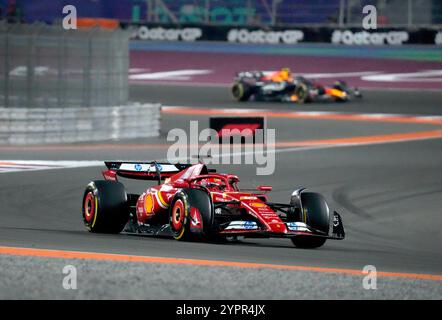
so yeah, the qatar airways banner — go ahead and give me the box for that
[124,23,441,45]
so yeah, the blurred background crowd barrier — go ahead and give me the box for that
[0,103,161,144]
[1,0,440,27]
[0,20,161,144]
[0,22,129,109]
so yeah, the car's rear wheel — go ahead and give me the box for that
[231,81,253,102]
[82,180,129,233]
[291,192,330,249]
[294,82,310,104]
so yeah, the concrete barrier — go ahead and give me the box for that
[0,103,161,145]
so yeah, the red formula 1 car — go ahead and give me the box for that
[82,162,345,248]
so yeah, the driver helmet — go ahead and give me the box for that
[206,177,225,190]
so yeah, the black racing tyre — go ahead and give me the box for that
[291,192,331,249]
[294,82,310,104]
[169,188,214,241]
[231,81,253,102]
[82,180,129,234]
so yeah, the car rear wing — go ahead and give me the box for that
[103,161,192,183]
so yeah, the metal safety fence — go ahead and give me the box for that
[0,22,129,109]
[0,103,161,144]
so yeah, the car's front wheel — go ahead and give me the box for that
[290,192,331,249]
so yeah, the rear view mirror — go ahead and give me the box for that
[257,185,272,191]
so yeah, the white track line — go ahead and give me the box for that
[0,160,103,174]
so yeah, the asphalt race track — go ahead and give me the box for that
[130,83,442,115]
[0,85,441,299]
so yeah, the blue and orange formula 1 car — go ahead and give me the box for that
[82,162,345,248]
[231,69,362,104]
